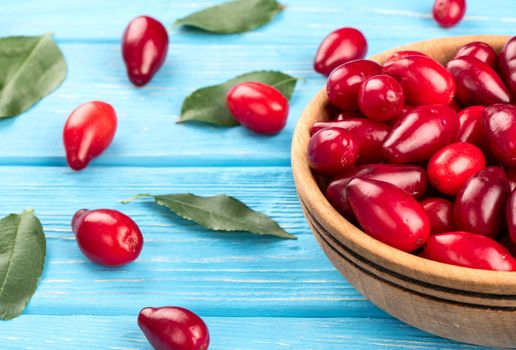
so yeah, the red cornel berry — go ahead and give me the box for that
[227,82,289,134]
[383,55,455,106]
[308,127,359,176]
[482,104,516,167]
[382,104,459,164]
[433,0,466,28]
[499,36,516,99]
[447,57,511,106]
[326,164,428,219]
[422,231,516,271]
[457,106,486,149]
[454,41,497,68]
[138,306,210,350]
[72,209,143,266]
[358,75,404,121]
[63,101,117,171]
[326,59,382,111]
[310,118,390,164]
[122,16,169,86]
[384,50,427,63]
[427,142,486,195]
[454,167,510,238]
[346,177,430,252]
[314,27,367,76]
[420,198,455,235]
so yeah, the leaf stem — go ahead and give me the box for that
[120,194,153,204]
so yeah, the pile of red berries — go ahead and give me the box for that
[308,36,516,272]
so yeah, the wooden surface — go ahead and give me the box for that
[0,0,514,349]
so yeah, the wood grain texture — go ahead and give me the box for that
[0,166,380,318]
[0,0,513,166]
[291,36,516,348]
[0,0,515,348]
[0,316,486,350]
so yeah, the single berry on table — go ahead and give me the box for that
[138,306,210,350]
[122,16,169,86]
[63,101,117,171]
[72,209,143,266]
[227,81,289,135]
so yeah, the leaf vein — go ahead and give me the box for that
[0,215,22,300]
[0,35,46,104]
[159,197,272,232]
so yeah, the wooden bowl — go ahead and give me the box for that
[292,35,515,348]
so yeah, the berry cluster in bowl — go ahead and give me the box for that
[307,36,516,272]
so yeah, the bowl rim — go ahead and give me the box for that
[291,34,516,293]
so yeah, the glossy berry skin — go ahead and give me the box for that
[308,127,359,176]
[334,163,428,197]
[327,163,428,218]
[422,231,516,271]
[383,55,455,106]
[314,27,367,76]
[310,118,390,164]
[358,75,405,121]
[454,167,510,238]
[385,50,427,63]
[457,106,486,149]
[72,209,143,266]
[227,82,289,135]
[63,101,117,171]
[432,0,466,28]
[122,16,169,87]
[427,142,486,195]
[346,177,430,252]
[138,307,209,350]
[420,198,455,235]
[506,189,516,244]
[334,111,364,120]
[454,41,497,68]
[365,164,428,197]
[481,104,516,167]
[326,166,370,219]
[447,57,511,106]
[326,60,382,111]
[507,168,516,192]
[382,105,459,164]
[499,36,516,99]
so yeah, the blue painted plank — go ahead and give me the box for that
[0,316,488,349]
[0,42,322,167]
[0,0,514,349]
[0,0,513,43]
[0,0,513,166]
[0,165,382,318]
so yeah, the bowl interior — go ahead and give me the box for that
[291,35,516,293]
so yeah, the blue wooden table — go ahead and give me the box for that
[0,1,513,348]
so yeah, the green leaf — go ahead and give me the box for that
[123,193,296,239]
[0,210,46,320]
[0,34,67,118]
[175,0,284,34]
[179,70,297,126]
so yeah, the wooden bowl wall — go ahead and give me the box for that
[291,35,515,348]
